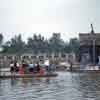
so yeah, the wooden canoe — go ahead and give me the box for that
[0,73,58,78]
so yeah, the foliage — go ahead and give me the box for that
[27,34,48,53]
[49,33,65,52]
[69,38,80,54]
[0,33,80,55]
[3,34,25,53]
[0,33,3,46]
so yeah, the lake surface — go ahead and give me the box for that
[0,72,100,100]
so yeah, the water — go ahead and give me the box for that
[0,72,100,100]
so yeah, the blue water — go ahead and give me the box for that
[0,72,100,100]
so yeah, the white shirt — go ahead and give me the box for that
[44,60,49,66]
[10,63,14,67]
[17,63,19,67]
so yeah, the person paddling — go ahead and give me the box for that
[28,62,34,74]
[10,61,15,76]
[19,61,26,75]
[14,62,19,73]
[36,63,40,73]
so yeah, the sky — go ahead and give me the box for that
[0,0,100,42]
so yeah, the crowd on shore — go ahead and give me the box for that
[10,60,55,75]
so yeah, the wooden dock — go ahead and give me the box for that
[67,69,100,73]
[0,73,58,78]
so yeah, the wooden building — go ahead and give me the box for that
[79,24,100,64]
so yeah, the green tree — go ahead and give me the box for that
[69,38,80,55]
[27,34,48,53]
[49,33,65,52]
[0,33,3,45]
[4,34,25,53]
[64,42,71,53]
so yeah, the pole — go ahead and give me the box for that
[93,39,95,64]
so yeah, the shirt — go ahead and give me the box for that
[10,63,14,67]
[28,64,34,68]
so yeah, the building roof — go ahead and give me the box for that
[79,33,100,46]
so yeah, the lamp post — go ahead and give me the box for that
[93,39,96,65]
[90,24,95,65]
[0,46,3,76]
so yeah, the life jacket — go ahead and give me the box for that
[19,65,25,75]
[39,68,44,75]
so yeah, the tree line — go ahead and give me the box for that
[0,33,80,56]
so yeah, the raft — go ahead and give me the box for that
[0,73,58,78]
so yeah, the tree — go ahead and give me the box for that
[64,42,71,53]
[0,33,3,45]
[69,38,80,55]
[49,33,65,52]
[27,34,48,53]
[2,33,80,56]
[4,34,25,53]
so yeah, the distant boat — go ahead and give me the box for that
[84,64,99,70]
[59,62,70,66]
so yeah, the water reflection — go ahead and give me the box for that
[73,73,100,99]
[10,77,52,88]
[10,78,19,87]
[0,72,100,100]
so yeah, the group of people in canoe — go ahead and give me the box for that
[10,60,53,75]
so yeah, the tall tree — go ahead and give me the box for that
[49,33,65,52]
[0,33,3,45]
[27,34,48,53]
[69,38,80,55]
[64,42,71,53]
[5,34,25,53]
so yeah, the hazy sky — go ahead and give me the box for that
[0,0,100,42]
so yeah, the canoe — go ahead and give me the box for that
[0,73,58,78]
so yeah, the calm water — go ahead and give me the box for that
[0,72,100,100]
